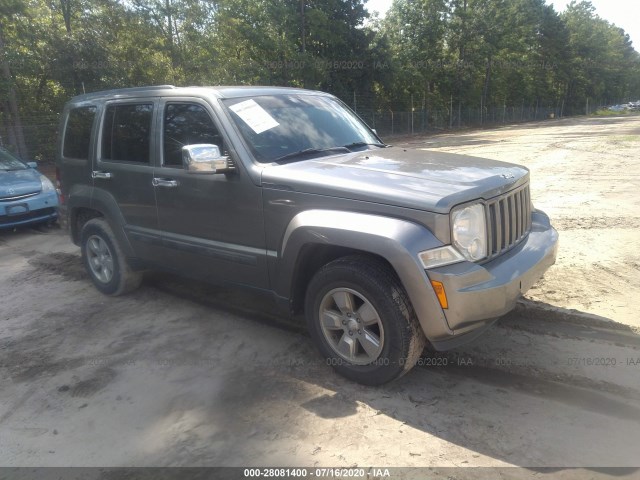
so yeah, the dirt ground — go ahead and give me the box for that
[1,115,640,476]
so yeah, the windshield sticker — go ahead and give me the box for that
[229,99,279,134]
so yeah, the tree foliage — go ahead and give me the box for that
[0,0,638,159]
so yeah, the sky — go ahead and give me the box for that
[365,0,640,49]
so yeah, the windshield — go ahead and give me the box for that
[222,94,382,163]
[0,148,28,171]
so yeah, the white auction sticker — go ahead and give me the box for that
[229,99,280,134]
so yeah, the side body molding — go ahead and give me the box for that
[276,210,454,340]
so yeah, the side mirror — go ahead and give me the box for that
[182,144,234,174]
[27,161,38,169]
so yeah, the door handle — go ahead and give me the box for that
[152,177,178,188]
[92,171,112,179]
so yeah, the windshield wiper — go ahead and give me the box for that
[342,142,388,150]
[274,146,350,163]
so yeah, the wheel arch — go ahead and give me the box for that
[71,207,103,245]
[289,244,397,315]
[276,210,454,340]
[70,188,136,260]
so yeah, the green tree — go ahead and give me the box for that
[0,0,29,157]
[382,0,448,111]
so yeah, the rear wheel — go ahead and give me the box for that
[305,255,425,385]
[80,218,142,296]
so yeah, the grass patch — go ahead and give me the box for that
[592,109,640,117]
[610,135,640,143]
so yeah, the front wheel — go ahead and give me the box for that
[305,255,426,385]
[80,218,142,296]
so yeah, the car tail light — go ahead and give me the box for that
[55,166,65,204]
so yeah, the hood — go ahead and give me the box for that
[0,168,42,199]
[261,146,529,213]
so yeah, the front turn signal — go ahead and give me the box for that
[430,280,448,309]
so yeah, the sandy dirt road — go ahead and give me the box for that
[1,116,639,476]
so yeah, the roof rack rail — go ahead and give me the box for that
[71,84,177,100]
[110,85,176,92]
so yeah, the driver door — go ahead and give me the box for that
[153,98,268,288]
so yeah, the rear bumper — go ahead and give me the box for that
[0,191,59,229]
[425,210,558,349]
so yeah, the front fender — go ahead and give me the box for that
[277,210,454,340]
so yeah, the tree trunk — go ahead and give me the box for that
[454,0,467,129]
[60,0,72,33]
[1,101,19,150]
[0,21,29,159]
[482,55,492,119]
[165,0,180,79]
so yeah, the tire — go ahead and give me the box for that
[305,255,426,386]
[80,218,142,296]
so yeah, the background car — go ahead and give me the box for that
[0,147,58,229]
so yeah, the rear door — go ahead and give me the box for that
[92,99,162,260]
[153,98,268,288]
[59,104,98,210]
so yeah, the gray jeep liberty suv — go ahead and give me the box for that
[56,85,558,385]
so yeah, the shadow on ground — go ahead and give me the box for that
[4,231,640,472]
[140,271,640,470]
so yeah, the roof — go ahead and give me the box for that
[67,85,331,104]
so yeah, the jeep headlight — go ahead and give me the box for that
[451,203,487,261]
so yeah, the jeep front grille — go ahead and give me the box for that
[486,184,532,260]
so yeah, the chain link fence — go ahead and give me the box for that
[345,92,611,138]
[356,105,564,137]
[0,91,614,163]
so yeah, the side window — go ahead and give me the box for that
[102,104,153,163]
[163,103,222,167]
[63,106,96,160]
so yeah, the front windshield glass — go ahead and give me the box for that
[221,94,381,163]
[0,148,27,171]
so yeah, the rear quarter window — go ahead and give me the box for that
[63,106,97,160]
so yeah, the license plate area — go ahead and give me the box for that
[6,203,29,216]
